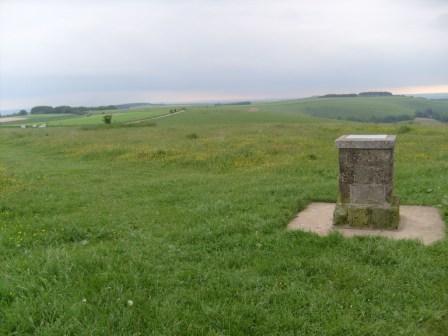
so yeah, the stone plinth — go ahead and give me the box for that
[333,135,399,229]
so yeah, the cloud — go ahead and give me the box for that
[435,13,448,29]
[0,0,447,109]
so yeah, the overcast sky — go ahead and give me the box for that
[0,0,447,109]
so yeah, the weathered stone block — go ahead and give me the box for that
[333,203,348,225]
[333,135,399,229]
[347,206,370,227]
[370,205,399,229]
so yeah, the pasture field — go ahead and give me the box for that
[255,96,448,122]
[0,107,174,127]
[0,105,447,335]
[46,108,171,126]
[2,96,448,128]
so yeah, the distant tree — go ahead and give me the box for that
[415,108,436,119]
[96,105,118,111]
[214,101,251,106]
[359,91,393,97]
[31,106,54,114]
[30,105,119,115]
[18,109,27,115]
[319,94,358,98]
[54,106,73,114]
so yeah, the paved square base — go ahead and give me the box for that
[288,203,445,245]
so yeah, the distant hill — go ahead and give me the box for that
[114,102,156,109]
[359,91,393,97]
[276,95,448,123]
[412,93,448,100]
[319,93,358,98]
[319,91,393,98]
[214,101,251,106]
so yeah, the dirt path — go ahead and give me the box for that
[414,117,442,124]
[0,117,26,124]
[125,110,185,125]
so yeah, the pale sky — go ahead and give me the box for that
[0,0,447,109]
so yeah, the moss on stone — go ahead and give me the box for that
[333,203,348,226]
[371,206,399,229]
[348,206,370,227]
[334,201,400,229]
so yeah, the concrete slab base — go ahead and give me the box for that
[288,203,445,245]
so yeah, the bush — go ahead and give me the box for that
[103,115,112,124]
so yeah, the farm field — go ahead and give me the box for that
[0,107,174,127]
[0,104,447,335]
[47,108,171,126]
[254,96,448,122]
[2,96,448,128]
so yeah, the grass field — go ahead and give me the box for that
[0,107,174,127]
[256,96,448,122]
[47,108,171,126]
[0,103,447,334]
[2,96,448,128]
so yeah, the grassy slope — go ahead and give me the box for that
[47,107,170,126]
[0,108,174,127]
[257,96,448,122]
[4,96,448,127]
[0,106,447,335]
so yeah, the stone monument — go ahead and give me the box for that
[333,134,399,229]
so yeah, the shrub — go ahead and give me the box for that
[103,115,112,124]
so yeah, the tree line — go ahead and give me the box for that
[336,108,448,123]
[415,108,448,122]
[30,105,118,115]
[319,92,393,98]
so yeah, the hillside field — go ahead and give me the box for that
[257,96,448,122]
[0,104,447,335]
[2,96,448,128]
[0,107,173,127]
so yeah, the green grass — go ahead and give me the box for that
[0,107,176,127]
[26,113,74,121]
[4,96,448,128]
[254,96,448,122]
[46,108,171,126]
[0,104,447,335]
